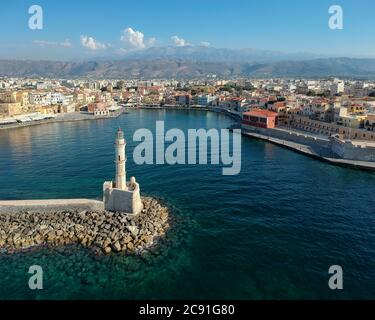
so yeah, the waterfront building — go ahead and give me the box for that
[196,94,217,106]
[267,101,288,125]
[364,115,375,131]
[87,102,110,116]
[15,91,30,107]
[175,94,191,106]
[218,97,246,111]
[28,92,51,106]
[0,102,22,117]
[242,109,278,129]
[334,106,366,128]
[51,92,63,105]
[289,114,375,141]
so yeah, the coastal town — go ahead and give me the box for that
[1,0,375,304]
[1,77,375,165]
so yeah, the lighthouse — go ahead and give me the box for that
[103,128,143,214]
[115,128,127,190]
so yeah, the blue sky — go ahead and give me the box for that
[0,0,374,60]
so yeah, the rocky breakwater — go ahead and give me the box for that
[0,197,169,255]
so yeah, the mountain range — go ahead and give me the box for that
[114,46,324,63]
[1,46,375,79]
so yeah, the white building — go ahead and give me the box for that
[197,95,217,106]
[28,92,51,106]
[330,80,345,95]
[103,129,143,214]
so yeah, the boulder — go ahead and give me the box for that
[112,241,121,253]
[103,246,111,254]
[127,226,139,236]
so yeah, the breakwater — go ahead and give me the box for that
[0,197,169,255]
[0,199,104,213]
[243,129,375,171]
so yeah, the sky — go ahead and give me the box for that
[0,0,374,60]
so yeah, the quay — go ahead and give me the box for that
[0,108,125,130]
[243,130,375,171]
[0,199,104,214]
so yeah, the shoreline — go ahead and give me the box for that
[0,197,170,255]
[138,105,242,120]
[1,106,373,171]
[0,105,238,131]
[243,130,375,172]
[0,109,125,131]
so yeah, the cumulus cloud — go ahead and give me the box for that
[33,39,72,48]
[171,35,189,47]
[120,27,155,50]
[80,35,108,50]
[200,41,211,47]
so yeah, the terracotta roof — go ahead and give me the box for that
[243,109,278,117]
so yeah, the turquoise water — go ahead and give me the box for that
[0,109,375,299]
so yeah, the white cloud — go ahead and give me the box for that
[120,27,155,50]
[200,41,210,47]
[80,35,108,50]
[171,35,189,47]
[33,39,72,48]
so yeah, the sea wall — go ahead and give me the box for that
[330,137,375,162]
[242,125,331,149]
[0,199,104,214]
[243,130,375,171]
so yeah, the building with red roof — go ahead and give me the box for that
[242,109,278,129]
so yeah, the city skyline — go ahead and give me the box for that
[1,0,375,60]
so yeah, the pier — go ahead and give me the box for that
[0,199,104,214]
[243,130,375,171]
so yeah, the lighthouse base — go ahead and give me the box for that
[103,181,143,214]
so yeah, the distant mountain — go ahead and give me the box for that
[247,58,375,78]
[1,57,375,79]
[118,46,323,63]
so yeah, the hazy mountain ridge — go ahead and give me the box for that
[2,57,375,79]
[118,46,323,63]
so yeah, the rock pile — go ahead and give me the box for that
[0,197,169,255]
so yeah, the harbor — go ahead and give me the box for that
[0,108,374,299]
[0,128,170,255]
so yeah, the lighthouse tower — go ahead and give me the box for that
[115,128,127,190]
[103,128,143,214]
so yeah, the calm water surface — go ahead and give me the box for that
[0,109,374,299]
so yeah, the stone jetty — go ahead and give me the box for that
[0,197,169,255]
